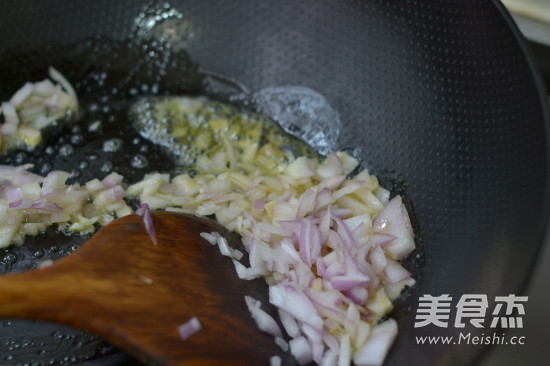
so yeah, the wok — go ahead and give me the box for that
[0,0,548,365]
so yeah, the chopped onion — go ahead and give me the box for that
[105,185,126,202]
[200,231,219,245]
[317,152,343,179]
[0,93,416,366]
[274,336,289,352]
[137,274,153,284]
[290,336,313,365]
[279,308,301,338]
[6,187,23,204]
[253,199,265,211]
[33,79,56,96]
[0,122,18,136]
[9,82,34,107]
[135,203,157,245]
[101,172,124,188]
[217,235,233,257]
[1,102,19,125]
[270,355,282,366]
[269,284,323,331]
[1,68,78,153]
[353,319,397,366]
[244,296,283,338]
[37,258,54,269]
[383,258,412,284]
[177,317,202,340]
[48,66,78,105]
[30,201,62,212]
[372,196,415,260]
[42,171,70,196]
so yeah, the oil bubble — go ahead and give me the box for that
[33,249,45,258]
[59,144,74,157]
[88,120,101,132]
[101,161,113,173]
[14,151,27,164]
[70,134,84,145]
[40,162,52,175]
[1,253,17,265]
[70,168,81,179]
[247,85,341,155]
[88,103,99,112]
[131,154,148,169]
[87,153,99,161]
[68,244,81,253]
[103,138,123,152]
[78,160,89,170]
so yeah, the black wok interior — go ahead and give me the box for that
[0,1,548,365]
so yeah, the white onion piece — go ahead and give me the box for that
[1,102,19,125]
[216,235,233,257]
[269,284,323,331]
[383,258,411,284]
[370,245,387,273]
[0,122,18,136]
[12,168,44,186]
[101,172,124,188]
[37,259,54,269]
[317,152,343,179]
[232,259,260,280]
[177,317,202,340]
[244,296,283,338]
[33,79,56,96]
[270,355,282,366]
[290,336,313,365]
[353,319,397,366]
[42,171,70,196]
[278,308,301,338]
[286,157,315,179]
[372,196,414,260]
[296,188,316,219]
[105,185,126,202]
[9,82,34,107]
[30,201,62,212]
[370,233,397,248]
[320,348,338,366]
[338,333,351,366]
[318,175,346,191]
[200,231,219,245]
[6,187,23,204]
[336,152,359,175]
[274,336,289,352]
[48,66,78,105]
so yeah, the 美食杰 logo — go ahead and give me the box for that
[414,294,528,346]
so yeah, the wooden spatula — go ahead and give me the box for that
[0,211,290,366]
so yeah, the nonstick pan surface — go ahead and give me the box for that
[0,1,548,365]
